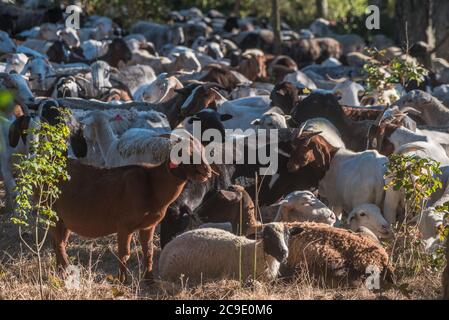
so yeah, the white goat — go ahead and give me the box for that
[0,30,17,54]
[332,79,364,107]
[0,73,35,112]
[0,107,42,211]
[79,111,173,167]
[317,146,402,224]
[347,204,394,240]
[4,53,29,74]
[251,110,290,129]
[80,39,109,60]
[133,73,183,103]
[302,118,345,148]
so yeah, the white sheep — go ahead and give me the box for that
[159,222,300,282]
[347,204,394,241]
[197,222,233,233]
[273,190,336,226]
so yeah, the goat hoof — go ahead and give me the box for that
[143,271,155,283]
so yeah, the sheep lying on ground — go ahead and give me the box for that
[197,222,233,232]
[284,222,395,288]
[273,190,336,226]
[159,222,301,283]
[347,204,394,241]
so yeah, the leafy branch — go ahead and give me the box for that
[11,108,71,299]
[363,48,428,104]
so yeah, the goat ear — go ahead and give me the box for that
[8,116,30,147]
[70,128,88,158]
[79,116,94,126]
[315,145,330,168]
[301,131,322,143]
[284,115,292,121]
[187,116,200,124]
[277,88,286,96]
[8,118,21,147]
[220,113,233,121]
[333,92,342,101]
[289,226,304,236]
[218,189,242,203]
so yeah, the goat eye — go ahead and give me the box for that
[359,212,366,217]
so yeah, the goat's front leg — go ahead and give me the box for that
[52,220,71,270]
[139,226,156,281]
[0,162,17,214]
[117,230,132,283]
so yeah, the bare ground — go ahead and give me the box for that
[0,181,444,300]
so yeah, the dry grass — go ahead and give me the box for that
[0,181,444,300]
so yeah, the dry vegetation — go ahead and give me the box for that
[0,181,443,300]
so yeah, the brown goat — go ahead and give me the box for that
[269,55,298,83]
[283,38,341,67]
[199,64,241,91]
[237,50,268,82]
[287,130,339,174]
[194,185,259,235]
[51,139,214,282]
[99,88,132,102]
[366,122,401,156]
[341,106,385,121]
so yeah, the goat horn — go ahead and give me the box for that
[400,106,422,115]
[202,82,227,91]
[0,53,12,61]
[374,105,390,126]
[210,167,220,176]
[298,120,309,136]
[326,75,347,83]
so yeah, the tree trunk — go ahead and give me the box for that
[233,0,241,17]
[315,0,328,19]
[271,0,281,54]
[395,0,449,61]
[444,242,449,299]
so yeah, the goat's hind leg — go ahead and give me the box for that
[139,226,156,282]
[52,220,71,271]
[117,230,132,283]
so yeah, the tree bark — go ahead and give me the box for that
[271,0,281,55]
[395,0,449,61]
[233,0,241,17]
[315,0,328,19]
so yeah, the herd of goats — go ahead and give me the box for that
[1,3,449,289]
